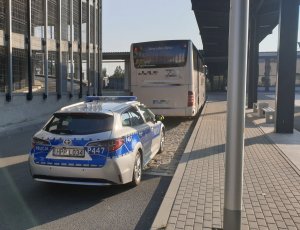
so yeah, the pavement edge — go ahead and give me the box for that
[150,103,208,230]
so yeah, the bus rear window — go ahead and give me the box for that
[133,41,188,68]
[44,113,114,135]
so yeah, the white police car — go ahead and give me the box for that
[29,96,165,186]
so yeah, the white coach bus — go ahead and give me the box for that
[130,40,206,117]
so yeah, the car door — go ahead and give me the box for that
[137,105,161,158]
[128,108,152,164]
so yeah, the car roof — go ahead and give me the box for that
[55,96,140,115]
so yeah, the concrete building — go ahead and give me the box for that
[0,0,102,128]
[259,51,300,88]
[210,52,300,91]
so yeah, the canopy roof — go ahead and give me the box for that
[191,0,281,75]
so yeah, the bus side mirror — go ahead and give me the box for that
[155,115,164,122]
[203,65,208,76]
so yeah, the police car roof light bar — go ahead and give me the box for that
[85,96,137,102]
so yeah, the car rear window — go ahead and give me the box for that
[44,113,114,135]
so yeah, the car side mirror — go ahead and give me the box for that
[155,115,164,122]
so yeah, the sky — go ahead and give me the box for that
[102,0,299,75]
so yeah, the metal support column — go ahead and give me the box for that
[223,0,249,229]
[69,0,74,97]
[275,0,299,133]
[43,0,48,99]
[6,0,12,101]
[27,0,33,100]
[124,59,130,91]
[93,0,97,96]
[87,0,90,95]
[97,0,102,96]
[79,0,83,98]
[57,0,62,99]
[247,15,259,109]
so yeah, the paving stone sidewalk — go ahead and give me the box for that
[153,98,300,230]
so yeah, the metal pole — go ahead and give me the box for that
[93,0,97,96]
[27,0,33,100]
[275,0,298,133]
[70,0,74,97]
[124,59,130,91]
[6,0,12,101]
[57,0,62,99]
[87,0,90,95]
[26,0,33,100]
[223,0,249,229]
[43,0,48,99]
[79,0,83,98]
[247,16,257,109]
[97,0,102,96]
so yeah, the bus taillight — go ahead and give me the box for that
[188,91,195,107]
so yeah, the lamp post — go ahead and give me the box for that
[223,0,249,229]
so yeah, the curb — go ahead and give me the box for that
[151,103,207,230]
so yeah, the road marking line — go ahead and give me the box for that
[0,154,28,168]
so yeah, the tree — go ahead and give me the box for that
[112,66,125,78]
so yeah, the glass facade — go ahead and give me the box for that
[0,0,101,98]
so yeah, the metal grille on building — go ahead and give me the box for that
[0,0,102,99]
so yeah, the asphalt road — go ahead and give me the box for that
[1,91,298,230]
[0,117,195,230]
[0,163,170,230]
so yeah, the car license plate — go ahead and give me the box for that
[153,99,168,105]
[53,147,85,158]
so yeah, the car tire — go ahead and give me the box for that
[131,151,142,186]
[158,130,165,154]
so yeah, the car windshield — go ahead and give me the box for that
[44,113,114,135]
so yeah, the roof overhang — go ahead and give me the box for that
[191,0,281,76]
[102,52,130,60]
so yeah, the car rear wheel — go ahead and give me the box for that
[131,151,142,186]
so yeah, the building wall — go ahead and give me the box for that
[0,0,101,128]
[258,52,300,87]
[0,94,83,128]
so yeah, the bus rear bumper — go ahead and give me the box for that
[150,107,196,117]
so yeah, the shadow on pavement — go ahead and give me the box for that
[134,176,172,230]
[0,162,134,230]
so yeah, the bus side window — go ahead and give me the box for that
[193,47,198,71]
[198,55,203,72]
